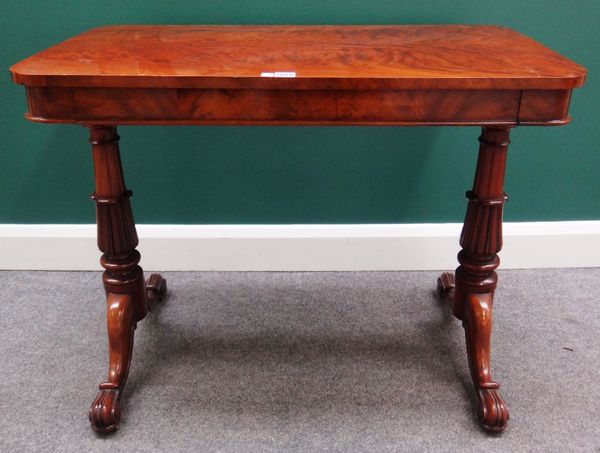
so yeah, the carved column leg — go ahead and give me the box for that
[438,126,511,432]
[88,126,167,433]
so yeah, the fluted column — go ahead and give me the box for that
[90,126,147,319]
[453,127,509,318]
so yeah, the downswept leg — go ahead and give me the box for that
[438,126,511,432]
[88,126,166,433]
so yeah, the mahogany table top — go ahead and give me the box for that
[10,25,586,90]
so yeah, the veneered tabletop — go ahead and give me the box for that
[9,25,586,126]
[10,25,586,90]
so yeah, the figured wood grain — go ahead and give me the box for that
[24,86,523,126]
[11,25,586,126]
[518,90,572,123]
[10,25,586,90]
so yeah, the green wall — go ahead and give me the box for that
[2,0,598,224]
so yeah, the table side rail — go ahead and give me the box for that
[23,87,571,126]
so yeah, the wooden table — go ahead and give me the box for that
[10,25,586,434]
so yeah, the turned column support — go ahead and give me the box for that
[453,127,510,318]
[90,126,147,318]
[88,126,166,433]
[438,126,511,433]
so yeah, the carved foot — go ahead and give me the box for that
[477,385,509,432]
[88,293,134,433]
[437,271,455,304]
[89,383,121,433]
[461,292,508,433]
[146,273,167,311]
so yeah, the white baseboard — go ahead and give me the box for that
[0,222,598,271]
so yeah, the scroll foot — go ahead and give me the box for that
[462,292,509,433]
[437,271,455,304]
[478,385,509,433]
[146,273,167,311]
[89,383,121,433]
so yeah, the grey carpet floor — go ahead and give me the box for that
[1,269,599,452]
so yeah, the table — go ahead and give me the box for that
[10,25,586,434]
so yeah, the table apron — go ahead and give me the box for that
[24,87,571,126]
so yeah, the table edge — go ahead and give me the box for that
[10,71,587,90]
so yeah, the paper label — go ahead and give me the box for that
[260,71,296,78]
